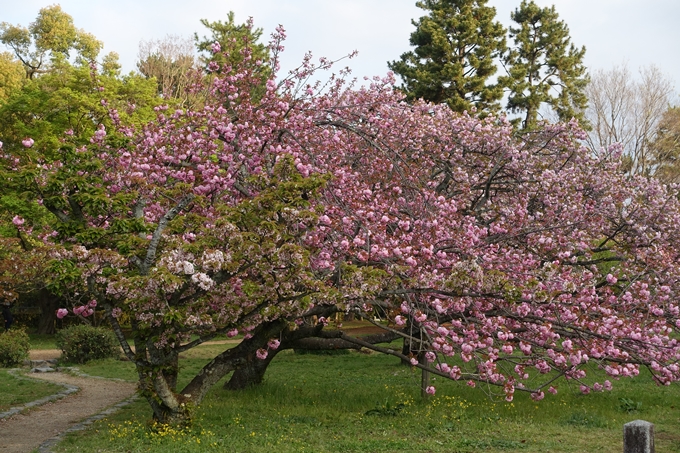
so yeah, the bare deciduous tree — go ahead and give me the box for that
[137,35,197,105]
[585,63,676,177]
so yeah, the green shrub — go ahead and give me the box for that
[0,329,30,367]
[55,325,119,364]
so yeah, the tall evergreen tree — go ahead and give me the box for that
[500,0,588,129]
[388,0,506,114]
[194,12,270,102]
[195,12,269,75]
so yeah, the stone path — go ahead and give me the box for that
[1,338,245,452]
[0,368,137,453]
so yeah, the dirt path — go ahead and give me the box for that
[27,338,243,362]
[5,329,378,452]
[4,341,237,452]
[29,349,61,361]
[0,373,137,453]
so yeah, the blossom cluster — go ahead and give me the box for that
[13,26,680,409]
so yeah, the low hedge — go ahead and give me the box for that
[0,329,30,367]
[55,325,119,364]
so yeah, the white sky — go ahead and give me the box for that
[2,0,679,97]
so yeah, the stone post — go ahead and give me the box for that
[419,352,430,398]
[623,420,654,453]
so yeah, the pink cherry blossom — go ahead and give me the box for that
[530,391,545,401]
[9,29,680,423]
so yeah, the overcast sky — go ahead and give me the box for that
[3,0,679,97]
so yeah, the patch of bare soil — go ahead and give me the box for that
[28,341,243,363]
[29,350,61,361]
[341,325,387,336]
[0,373,136,453]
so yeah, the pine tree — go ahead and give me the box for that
[500,0,588,129]
[194,12,269,75]
[194,12,270,102]
[388,0,506,114]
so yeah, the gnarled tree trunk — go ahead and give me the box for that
[224,325,403,390]
[36,290,58,334]
[224,348,279,390]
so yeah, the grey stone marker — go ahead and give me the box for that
[623,420,654,453]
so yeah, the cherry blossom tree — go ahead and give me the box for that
[4,25,680,424]
[0,224,51,306]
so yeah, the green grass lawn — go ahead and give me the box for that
[28,333,59,350]
[45,344,680,453]
[0,370,64,412]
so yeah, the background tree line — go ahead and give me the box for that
[388,0,679,181]
[2,2,678,189]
